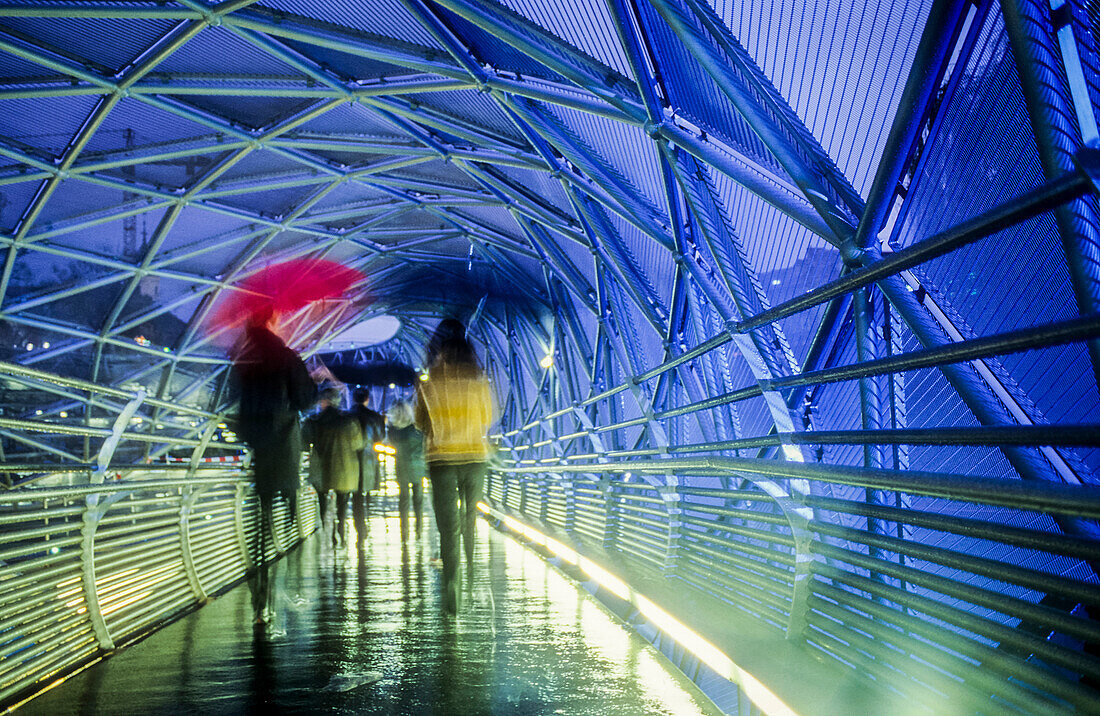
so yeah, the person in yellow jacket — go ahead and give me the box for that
[415,318,494,613]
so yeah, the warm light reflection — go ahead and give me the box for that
[579,594,630,665]
[636,595,735,678]
[543,535,578,565]
[636,645,715,715]
[482,502,798,716]
[100,590,152,617]
[578,557,630,600]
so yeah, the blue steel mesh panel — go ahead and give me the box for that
[637,1,784,180]
[154,25,309,76]
[403,89,525,144]
[81,98,225,156]
[256,0,449,49]
[428,4,575,84]
[0,95,102,154]
[0,182,40,233]
[500,0,633,78]
[384,156,485,189]
[209,148,307,182]
[544,103,666,214]
[710,0,932,195]
[180,95,319,132]
[29,179,155,234]
[273,37,430,81]
[0,41,66,78]
[297,102,405,136]
[0,16,182,75]
[1071,0,1100,125]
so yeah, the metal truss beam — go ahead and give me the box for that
[644,0,859,247]
[1000,0,1100,392]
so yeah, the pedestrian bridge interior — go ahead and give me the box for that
[1,0,1099,713]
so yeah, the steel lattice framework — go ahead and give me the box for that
[1,0,1100,711]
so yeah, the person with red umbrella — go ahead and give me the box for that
[220,258,364,633]
[233,306,316,632]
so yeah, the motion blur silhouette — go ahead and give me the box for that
[415,319,495,613]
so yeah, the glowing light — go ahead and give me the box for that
[543,535,578,565]
[634,595,798,716]
[25,343,34,351]
[59,411,68,418]
[42,341,50,349]
[540,354,554,369]
[482,503,795,716]
[100,590,152,617]
[373,443,395,455]
[782,445,804,463]
[35,410,42,416]
[578,556,630,600]
[418,373,428,382]
[388,382,396,389]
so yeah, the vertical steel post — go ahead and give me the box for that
[1001,0,1100,391]
[233,483,251,569]
[179,486,208,601]
[79,498,113,651]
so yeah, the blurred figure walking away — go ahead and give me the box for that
[233,308,316,630]
[304,386,364,549]
[416,318,494,613]
[351,388,385,543]
[387,400,425,540]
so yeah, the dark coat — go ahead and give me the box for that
[352,405,385,491]
[303,406,364,493]
[233,326,315,497]
[388,423,426,485]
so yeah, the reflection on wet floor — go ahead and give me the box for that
[25,506,725,715]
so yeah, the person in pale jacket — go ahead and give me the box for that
[387,400,426,540]
[303,386,364,549]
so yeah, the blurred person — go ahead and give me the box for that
[415,318,494,613]
[304,386,364,549]
[351,388,385,542]
[387,400,426,540]
[233,308,316,629]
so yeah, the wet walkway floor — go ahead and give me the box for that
[23,508,725,715]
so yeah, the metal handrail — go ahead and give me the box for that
[0,473,317,708]
[488,458,1100,712]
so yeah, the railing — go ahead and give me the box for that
[0,471,317,707]
[488,462,1100,713]
[490,151,1100,713]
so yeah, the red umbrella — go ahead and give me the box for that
[207,258,365,345]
